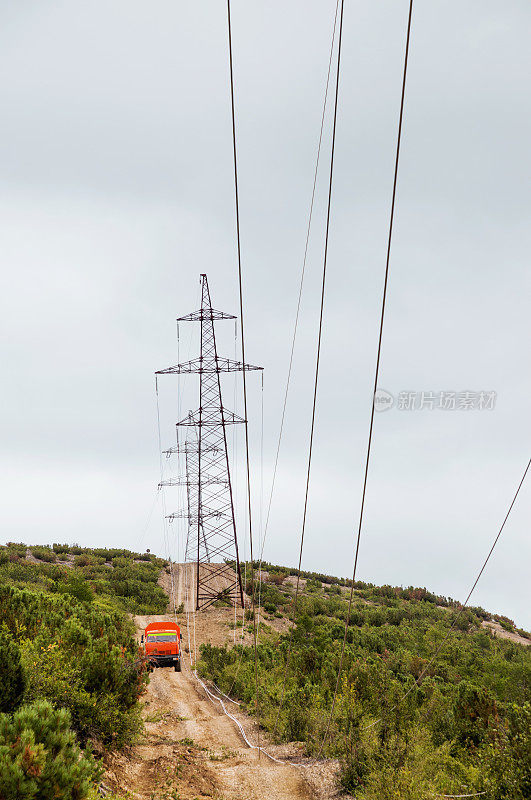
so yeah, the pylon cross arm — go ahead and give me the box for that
[176,408,246,426]
[176,308,236,322]
[156,357,262,375]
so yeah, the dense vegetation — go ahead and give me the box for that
[0,542,168,799]
[0,542,168,615]
[200,562,531,800]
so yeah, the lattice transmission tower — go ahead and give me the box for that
[156,274,262,610]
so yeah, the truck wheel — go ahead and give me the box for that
[175,660,181,672]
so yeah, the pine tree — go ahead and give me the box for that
[0,635,27,713]
[0,700,99,800]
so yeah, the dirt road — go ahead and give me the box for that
[109,614,314,799]
[103,576,341,800]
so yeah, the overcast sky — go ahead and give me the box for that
[1,1,529,626]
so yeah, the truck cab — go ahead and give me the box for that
[142,621,182,672]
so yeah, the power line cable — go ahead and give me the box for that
[272,0,346,737]
[155,377,179,619]
[222,0,342,713]
[359,455,531,732]
[220,0,342,727]
[257,371,264,635]
[314,0,415,758]
[226,0,260,755]
[216,0,341,718]
[135,486,161,552]
[259,0,341,564]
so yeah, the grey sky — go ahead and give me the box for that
[1,1,529,626]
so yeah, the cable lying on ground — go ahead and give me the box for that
[186,659,286,764]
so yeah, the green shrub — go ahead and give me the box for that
[6,543,27,559]
[0,700,99,800]
[52,543,70,554]
[499,616,515,632]
[74,554,97,568]
[57,576,94,603]
[368,609,385,627]
[0,584,144,746]
[0,636,27,714]
[29,546,56,563]
[482,702,531,799]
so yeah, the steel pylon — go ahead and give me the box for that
[156,274,262,610]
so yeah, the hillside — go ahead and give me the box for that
[0,542,169,800]
[197,562,531,799]
[0,545,529,800]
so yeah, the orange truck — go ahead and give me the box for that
[141,621,182,672]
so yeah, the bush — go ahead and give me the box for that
[6,543,27,559]
[0,700,99,800]
[0,636,27,713]
[498,616,515,632]
[29,546,56,563]
[57,576,94,603]
[52,543,71,554]
[74,554,97,568]
[0,584,144,747]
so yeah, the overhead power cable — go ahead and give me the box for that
[259,0,341,564]
[358,455,531,729]
[226,0,261,756]
[134,485,161,552]
[217,0,342,716]
[315,0,415,759]
[272,0,346,736]
[217,0,341,726]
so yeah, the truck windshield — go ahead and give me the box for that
[146,633,177,643]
